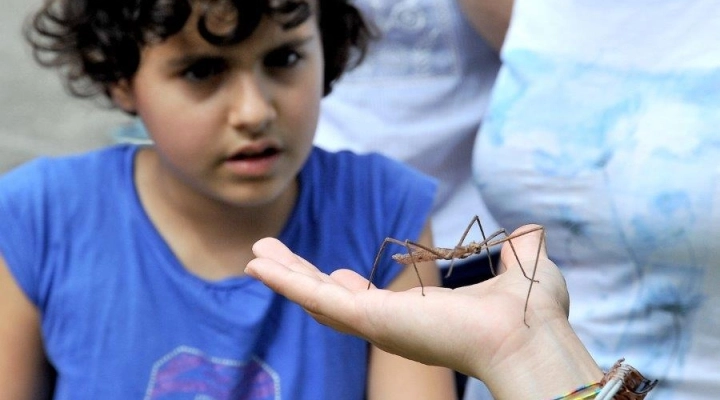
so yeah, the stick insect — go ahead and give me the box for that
[367,216,546,327]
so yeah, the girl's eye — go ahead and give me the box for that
[182,58,227,82]
[265,47,303,69]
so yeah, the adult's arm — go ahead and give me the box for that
[457,0,514,51]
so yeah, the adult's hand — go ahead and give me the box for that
[245,225,591,391]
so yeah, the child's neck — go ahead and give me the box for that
[134,148,297,281]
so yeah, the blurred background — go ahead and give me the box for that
[0,0,131,172]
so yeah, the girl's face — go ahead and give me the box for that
[113,4,323,208]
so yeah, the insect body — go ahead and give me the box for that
[368,216,545,327]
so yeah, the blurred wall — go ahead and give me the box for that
[0,0,131,172]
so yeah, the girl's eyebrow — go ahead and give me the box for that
[271,35,316,50]
[166,35,316,68]
[167,54,224,69]
[167,53,223,68]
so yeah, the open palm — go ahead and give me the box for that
[245,225,570,380]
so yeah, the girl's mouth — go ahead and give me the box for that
[228,147,280,161]
[225,146,282,177]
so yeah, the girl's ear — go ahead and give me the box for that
[109,80,136,113]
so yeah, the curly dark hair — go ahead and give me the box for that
[25,0,373,103]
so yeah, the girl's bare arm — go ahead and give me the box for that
[0,255,52,400]
[365,222,457,400]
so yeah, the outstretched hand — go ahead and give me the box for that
[245,225,571,381]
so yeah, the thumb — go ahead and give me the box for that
[500,224,547,271]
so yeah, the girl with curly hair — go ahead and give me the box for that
[0,0,455,398]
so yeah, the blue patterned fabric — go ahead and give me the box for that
[466,1,720,399]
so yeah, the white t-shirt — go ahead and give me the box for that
[315,0,502,251]
[466,0,720,398]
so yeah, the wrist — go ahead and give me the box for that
[476,313,603,400]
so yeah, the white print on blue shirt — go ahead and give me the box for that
[144,346,280,400]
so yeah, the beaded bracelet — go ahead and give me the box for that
[595,358,658,400]
[549,358,657,400]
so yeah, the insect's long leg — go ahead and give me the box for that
[521,228,545,327]
[444,216,513,279]
[474,228,509,277]
[368,238,393,290]
[445,215,488,278]
[368,237,426,295]
[501,225,545,281]
[500,226,545,327]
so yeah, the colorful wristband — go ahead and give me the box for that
[595,358,658,400]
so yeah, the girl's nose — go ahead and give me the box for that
[227,74,276,135]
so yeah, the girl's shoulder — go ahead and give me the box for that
[306,146,437,191]
[0,145,140,307]
[0,144,137,190]
[0,144,139,235]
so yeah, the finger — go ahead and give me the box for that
[252,237,327,278]
[252,238,311,268]
[245,256,309,291]
[246,256,349,311]
[330,269,373,291]
[500,224,548,271]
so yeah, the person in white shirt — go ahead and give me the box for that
[314,0,512,289]
[469,1,720,398]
